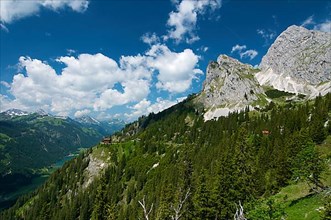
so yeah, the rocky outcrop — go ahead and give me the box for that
[197,55,265,107]
[82,154,108,188]
[195,55,266,120]
[196,25,330,121]
[256,25,331,96]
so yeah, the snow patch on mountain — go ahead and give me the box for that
[76,115,101,125]
[3,109,29,117]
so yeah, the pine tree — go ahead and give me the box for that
[292,141,325,191]
[192,170,217,219]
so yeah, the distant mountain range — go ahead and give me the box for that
[0,109,124,199]
[75,115,125,137]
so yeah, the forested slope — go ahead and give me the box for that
[1,94,331,220]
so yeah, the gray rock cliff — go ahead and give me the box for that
[256,25,331,95]
[196,55,265,110]
[196,25,330,120]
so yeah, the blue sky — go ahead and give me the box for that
[0,0,330,121]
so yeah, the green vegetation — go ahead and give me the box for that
[251,93,269,107]
[250,68,261,73]
[265,89,295,99]
[286,194,323,220]
[1,94,331,220]
[209,61,219,69]
[0,113,123,210]
[0,114,102,175]
[238,72,255,80]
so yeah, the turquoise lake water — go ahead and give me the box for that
[0,150,82,210]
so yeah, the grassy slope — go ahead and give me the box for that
[271,135,331,220]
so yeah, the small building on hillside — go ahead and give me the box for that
[101,137,111,145]
[262,130,270,135]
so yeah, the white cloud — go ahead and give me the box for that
[95,112,121,121]
[1,54,150,114]
[0,0,89,24]
[231,44,247,53]
[165,0,221,44]
[231,44,258,60]
[0,81,10,88]
[74,109,91,118]
[257,28,277,45]
[41,0,89,12]
[148,97,186,113]
[0,94,26,111]
[240,49,258,60]
[197,46,209,52]
[314,20,331,33]
[301,15,331,33]
[93,80,150,111]
[66,49,76,55]
[125,97,186,121]
[0,23,9,32]
[141,32,160,45]
[146,44,202,93]
[1,46,201,116]
[301,15,315,27]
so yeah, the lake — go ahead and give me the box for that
[0,150,84,210]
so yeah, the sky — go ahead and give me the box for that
[0,0,330,122]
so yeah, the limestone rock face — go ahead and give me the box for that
[196,55,264,109]
[256,25,331,96]
[196,25,330,121]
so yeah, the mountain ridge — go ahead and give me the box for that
[197,25,330,121]
[256,25,331,96]
[0,109,124,209]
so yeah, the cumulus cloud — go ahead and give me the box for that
[93,80,150,111]
[4,53,151,114]
[314,20,331,33]
[125,97,186,121]
[1,46,201,117]
[74,109,91,118]
[0,94,26,111]
[141,32,160,45]
[146,44,202,93]
[165,0,221,44]
[231,44,258,60]
[0,0,89,24]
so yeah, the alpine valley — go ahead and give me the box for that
[0,110,124,210]
[1,25,331,220]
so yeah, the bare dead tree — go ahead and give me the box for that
[170,188,191,220]
[138,196,153,220]
[234,201,247,220]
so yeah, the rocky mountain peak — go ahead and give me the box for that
[2,109,29,117]
[34,109,49,116]
[257,25,331,96]
[75,115,101,125]
[217,54,246,66]
[196,55,265,120]
[204,55,254,89]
